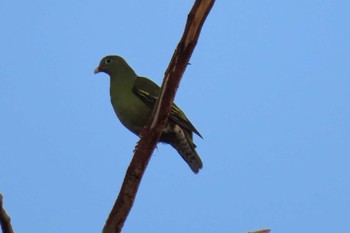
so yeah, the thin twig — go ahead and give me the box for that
[102,1,215,232]
[249,229,271,233]
[0,194,15,233]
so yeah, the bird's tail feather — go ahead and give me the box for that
[170,126,203,174]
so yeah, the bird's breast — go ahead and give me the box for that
[111,95,152,136]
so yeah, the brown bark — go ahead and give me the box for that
[0,194,14,233]
[102,1,215,233]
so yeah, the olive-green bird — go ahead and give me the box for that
[94,55,203,173]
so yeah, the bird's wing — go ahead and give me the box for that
[133,77,202,138]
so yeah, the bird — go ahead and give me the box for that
[94,55,203,173]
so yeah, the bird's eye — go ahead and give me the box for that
[105,58,113,64]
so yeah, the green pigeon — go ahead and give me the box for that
[94,55,203,173]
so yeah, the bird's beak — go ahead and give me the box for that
[94,66,100,74]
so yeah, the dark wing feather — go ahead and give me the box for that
[133,77,202,138]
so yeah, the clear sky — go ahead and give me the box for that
[1,1,349,233]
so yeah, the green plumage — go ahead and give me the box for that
[94,55,203,173]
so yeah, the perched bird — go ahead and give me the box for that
[94,55,203,173]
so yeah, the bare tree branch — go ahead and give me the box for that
[1,2,270,233]
[249,229,271,233]
[102,1,215,233]
[0,194,14,233]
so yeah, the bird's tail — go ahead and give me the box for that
[169,126,203,174]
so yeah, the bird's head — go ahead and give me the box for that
[94,55,130,76]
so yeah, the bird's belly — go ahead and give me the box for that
[112,97,152,136]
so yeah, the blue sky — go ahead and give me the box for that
[1,1,349,233]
